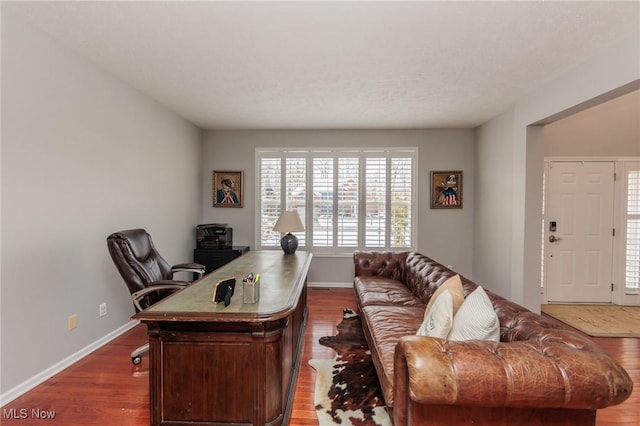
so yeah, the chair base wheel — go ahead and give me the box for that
[132,356,142,365]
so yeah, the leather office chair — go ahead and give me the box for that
[107,228,205,364]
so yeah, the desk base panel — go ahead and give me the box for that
[146,289,307,426]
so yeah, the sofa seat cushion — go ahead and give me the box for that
[355,276,425,308]
[361,304,425,406]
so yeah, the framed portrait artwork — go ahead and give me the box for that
[430,171,463,209]
[213,171,243,208]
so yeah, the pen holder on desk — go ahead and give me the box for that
[243,277,260,303]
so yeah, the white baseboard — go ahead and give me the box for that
[308,281,352,289]
[0,320,139,406]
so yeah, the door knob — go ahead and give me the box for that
[549,235,562,243]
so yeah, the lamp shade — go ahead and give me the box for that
[272,210,305,233]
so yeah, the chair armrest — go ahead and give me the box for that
[131,282,188,311]
[172,262,206,279]
[394,335,633,410]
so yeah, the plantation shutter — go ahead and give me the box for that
[626,168,640,291]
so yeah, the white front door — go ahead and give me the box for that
[545,161,615,303]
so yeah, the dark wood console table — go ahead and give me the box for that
[134,250,312,426]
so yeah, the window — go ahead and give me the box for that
[257,148,416,253]
[625,166,640,291]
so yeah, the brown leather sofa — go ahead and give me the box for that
[353,251,633,426]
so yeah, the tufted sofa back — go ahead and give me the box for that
[354,250,605,349]
[353,250,408,282]
[404,252,473,305]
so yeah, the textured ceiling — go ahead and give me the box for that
[4,1,639,130]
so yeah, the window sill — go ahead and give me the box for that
[303,248,415,258]
[257,247,415,258]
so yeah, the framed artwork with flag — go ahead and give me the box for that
[430,171,462,209]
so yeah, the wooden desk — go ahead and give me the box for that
[134,250,312,426]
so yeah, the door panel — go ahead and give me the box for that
[546,161,614,303]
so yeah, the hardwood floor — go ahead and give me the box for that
[1,288,637,425]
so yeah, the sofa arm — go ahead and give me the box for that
[354,250,408,280]
[394,335,633,410]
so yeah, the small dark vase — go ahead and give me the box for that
[280,233,299,254]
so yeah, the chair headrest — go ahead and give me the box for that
[107,229,152,260]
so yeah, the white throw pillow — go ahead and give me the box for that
[416,290,454,338]
[447,286,500,342]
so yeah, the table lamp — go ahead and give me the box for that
[273,210,304,254]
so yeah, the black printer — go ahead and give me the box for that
[196,224,233,249]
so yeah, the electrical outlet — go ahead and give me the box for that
[99,303,107,317]
[68,314,78,330]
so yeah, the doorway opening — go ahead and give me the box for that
[542,159,640,305]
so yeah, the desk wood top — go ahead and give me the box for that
[133,250,312,323]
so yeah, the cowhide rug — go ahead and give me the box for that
[309,308,392,426]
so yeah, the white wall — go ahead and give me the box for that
[475,31,640,312]
[201,129,475,285]
[542,90,640,157]
[0,10,202,397]
[473,109,515,298]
